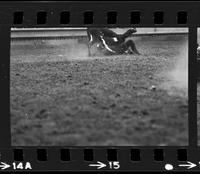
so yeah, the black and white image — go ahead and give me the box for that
[10,27,188,146]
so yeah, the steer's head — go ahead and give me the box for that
[130,27,137,33]
[126,27,137,37]
[124,28,137,38]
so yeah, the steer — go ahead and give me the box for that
[87,27,137,56]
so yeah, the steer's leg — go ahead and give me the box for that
[126,40,141,55]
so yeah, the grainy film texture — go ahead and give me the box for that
[10,27,188,146]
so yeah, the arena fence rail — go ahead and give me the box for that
[11,28,189,40]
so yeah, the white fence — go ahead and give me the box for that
[11,27,188,39]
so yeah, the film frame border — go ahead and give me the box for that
[0,1,199,171]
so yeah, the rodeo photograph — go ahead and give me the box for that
[10,27,188,146]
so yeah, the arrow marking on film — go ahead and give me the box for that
[0,162,10,170]
[89,161,106,169]
[178,161,196,169]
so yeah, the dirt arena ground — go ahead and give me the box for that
[10,35,188,146]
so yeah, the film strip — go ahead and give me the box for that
[0,1,199,172]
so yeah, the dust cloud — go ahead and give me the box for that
[63,45,89,61]
[48,39,89,60]
[60,40,107,61]
[160,41,188,98]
